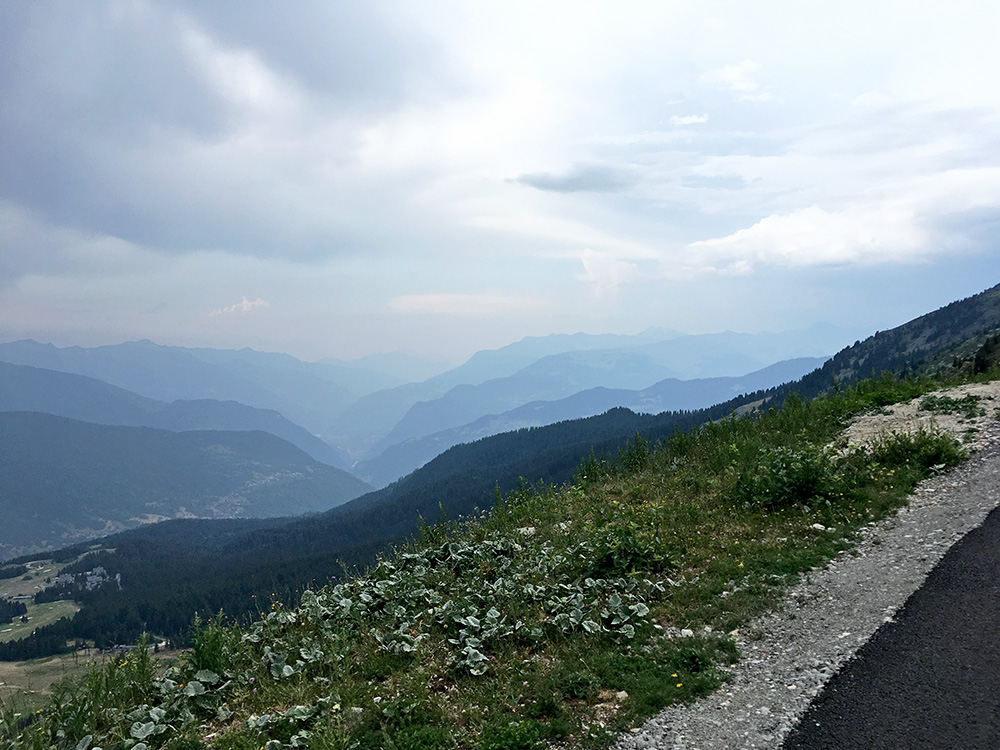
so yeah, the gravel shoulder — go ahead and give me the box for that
[613,381,1000,750]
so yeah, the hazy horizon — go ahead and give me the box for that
[0,318,866,372]
[2,2,998,362]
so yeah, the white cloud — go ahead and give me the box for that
[688,204,928,272]
[5,2,1000,359]
[389,293,545,317]
[702,59,771,102]
[669,114,709,126]
[181,25,298,113]
[469,212,660,259]
[851,91,896,108]
[210,296,271,316]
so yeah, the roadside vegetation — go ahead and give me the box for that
[1,371,992,750]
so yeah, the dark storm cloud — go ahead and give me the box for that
[514,163,637,193]
[0,3,228,223]
[172,0,432,107]
[0,3,232,141]
[0,1,440,261]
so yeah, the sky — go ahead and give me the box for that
[2,1,999,365]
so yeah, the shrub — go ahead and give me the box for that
[731,444,849,510]
[869,428,967,475]
[919,394,985,420]
[585,526,673,577]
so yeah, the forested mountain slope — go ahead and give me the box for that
[0,412,371,559]
[3,283,997,661]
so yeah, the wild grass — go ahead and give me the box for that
[0,374,976,750]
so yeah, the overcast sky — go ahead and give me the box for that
[2,1,999,364]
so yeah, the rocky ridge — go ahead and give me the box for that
[613,381,1000,749]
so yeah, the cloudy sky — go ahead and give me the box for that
[2,1,999,364]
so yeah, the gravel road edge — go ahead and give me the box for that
[613,383,1000,750]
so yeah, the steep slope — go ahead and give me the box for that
[789,282,1000,400]
[0,362,352,469]
[0,412,372,559]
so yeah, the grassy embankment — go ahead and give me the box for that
[0,603,82,646]
[1,373,992,750]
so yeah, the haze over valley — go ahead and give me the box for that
[1,322,845,557]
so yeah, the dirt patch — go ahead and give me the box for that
[843,381,1000,451]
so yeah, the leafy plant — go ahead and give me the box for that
[919,393,986,420]
[868,427,967,475]
[730,444,852,510]
[477,717,545,750]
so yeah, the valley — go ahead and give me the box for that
[0,283,998,748]
[3,8,995,746]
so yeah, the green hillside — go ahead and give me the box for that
[2,282,998,667]
[1,368,989,749]
[0,413,371,559]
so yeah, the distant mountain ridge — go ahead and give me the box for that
[354,356,828,487]
[0,339,405,444]
[0,412,372,560]
[332,324,855,454]
[0,362,352,469]
[0,326,857,466]
[326,328,685,450]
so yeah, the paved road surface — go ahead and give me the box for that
[782,502,1000,749]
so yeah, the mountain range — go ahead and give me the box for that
[0,325,856,474]
[0,281,998,658]
[330,324,853,457]
[0,327,852,557]
[0,361,350,468]
[0,339,406,449]
[353,356,828,487]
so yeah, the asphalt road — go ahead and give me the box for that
[782,501,1000,749]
